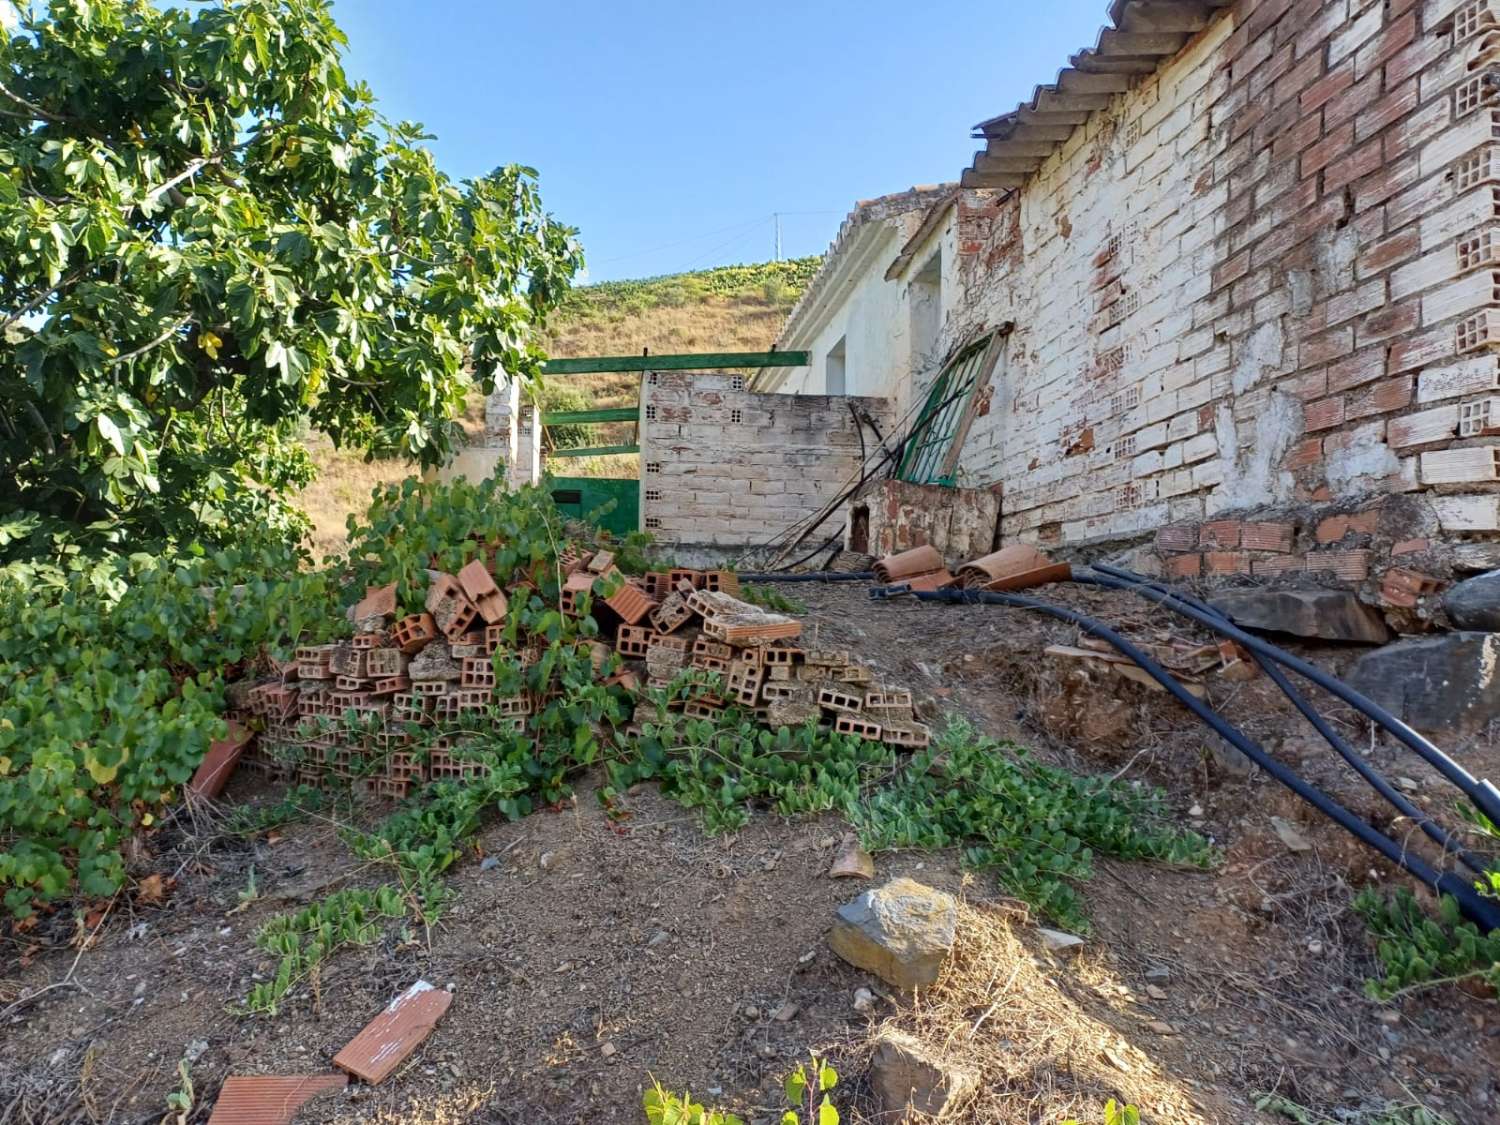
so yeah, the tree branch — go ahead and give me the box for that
[0,79,69,124]
[106,315,194,369]
[1,265,89,332]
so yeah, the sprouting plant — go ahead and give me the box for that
[233,866,259,912]
[642,1082,743,1125]
[163,1059,193,1124]
[1062,1101,1138,1125]
[741,584,807,615]
[781,1056,839,1124]
[1353,887,1500,1001]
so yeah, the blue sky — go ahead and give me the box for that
[333,1,1110,283]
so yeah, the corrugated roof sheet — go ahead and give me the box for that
[961,0,1230,191]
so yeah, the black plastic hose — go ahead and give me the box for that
[1076,567,1500,828]
[897,585,1500,930]
[1089,565,1494,876]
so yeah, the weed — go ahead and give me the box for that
[1255,1091,1454,1125]
[609,701,1213,933]
[781,1056,840,1124]
[163,1059,193,1124]
[1353,887,1500,1001]
[643,1083,742,1125]
[244,885,408,1015]
[740,584,807,615]
[1063,1102,1139,1125]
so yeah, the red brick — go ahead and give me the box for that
[1316,515,1344,543]
[1356,151,1420,213]
[1253,554,1307,576]
[1324,136,1385,195]
[1358,227,1417,277]
[1391,537,1429,555]
[1325,69,1383,132]
[1382,29,1445,88]
[1241,522,1297,552]
[1302,121,1355,180]
[1213,250,1250,290]
[1355,76,1418,144]
[1355,12,1416,81]
[1380,567,1443,608]
[1290,0,1348,59]
[1302,60,1354,113]
[1357,300,1419,346]
[1301,326,1354,367]
[1347,374,1412,419]
[1206,551,1252,575]
[1274,49,1327,107]
[1200,520,1243,549]
[1307,548,1372,581]
[1386,327,1452,374]
[1166,553,1203,579]
[1284,437,1324,469]
[1304,396,1347,431]
[1272,110,1327,161]
[1156,524,1200,553]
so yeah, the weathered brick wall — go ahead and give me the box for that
[915,0,1500,608]
[639,372,894,555]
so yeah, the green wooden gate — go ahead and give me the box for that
[538,351,809,540]
[549,477,639,538]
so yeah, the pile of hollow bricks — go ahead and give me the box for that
[608,564,931,749]
[229,548,930,797]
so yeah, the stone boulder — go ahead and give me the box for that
[1345,632,1500,737]
[1444,570,1500,631]
[1211,588,1390,644]
[868,1029,975,1118]
[827,877,956,991]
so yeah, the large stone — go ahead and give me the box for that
[1345,632,1500,737]
[827,877,956,991]
[868,1029,975,1118]
[1211,588,1390,644]
[1444,570,1500,631]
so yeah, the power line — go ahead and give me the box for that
[588,214,770,267]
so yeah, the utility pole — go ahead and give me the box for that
[773,213,781,262]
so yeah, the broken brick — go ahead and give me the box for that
[333,981,452,1084]
[207,1074,348,1125]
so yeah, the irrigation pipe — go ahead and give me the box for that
[882,583,1500,930]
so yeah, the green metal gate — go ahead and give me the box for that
[549,477,639,539]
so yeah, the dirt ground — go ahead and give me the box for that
[4,581,1499,1123]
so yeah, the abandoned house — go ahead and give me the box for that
[473,0,1500,600]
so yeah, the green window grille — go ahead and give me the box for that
[896,335,994,485]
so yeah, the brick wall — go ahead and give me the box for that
[905,0,1500,597]
[639,372,894,556]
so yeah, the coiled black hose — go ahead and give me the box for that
[1076,566,1500,829]
[1086,565,1494,876]
[891,584,1500,930]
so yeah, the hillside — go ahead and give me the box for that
[299,257,822,552]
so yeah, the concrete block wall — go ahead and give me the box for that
[923,0,1500,592]
[639,372,894,555]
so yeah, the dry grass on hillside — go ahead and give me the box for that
[301,258,820,553]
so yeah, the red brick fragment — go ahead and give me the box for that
[207,1073,347,1125]
[1199,521,1242,549]
[1240,522,1295,552]
[334,981,452,1085]
[1166,553,1203,579]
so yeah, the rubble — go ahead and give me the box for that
[827,877,957,991]
[1442,569,1500,631]
[868,1028,976,1118]
[1346,632,1500,738]
[1210,589,1390,645]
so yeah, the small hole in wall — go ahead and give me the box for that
[648,372,659,386]
[644,516,662,530]
[644,488,663,502]
[730,408,743,424]
[645,461,662,474]
[730,375,746,391]
[644,405,657,421]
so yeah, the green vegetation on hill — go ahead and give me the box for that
[558,256,822,323]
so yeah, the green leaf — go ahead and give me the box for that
[96,415,125,456]
[818,1099,839,1125]
[783,1066,807,1107]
